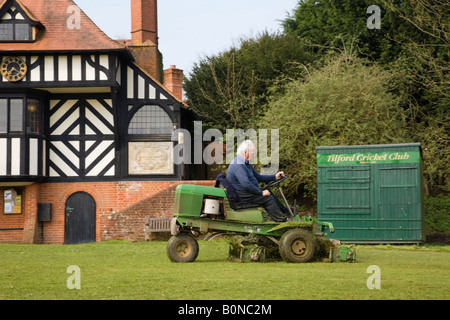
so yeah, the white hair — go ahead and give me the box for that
[237,140,256,156]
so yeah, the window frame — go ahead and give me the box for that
[126,104,178,176]
[0,4,33,42]
[26,98,40,134]
[0,97,24,133]
[128,104,175,136]
[0,95,42,135]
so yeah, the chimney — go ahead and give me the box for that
[164,65,184,101]
[128,0,161,82]
[131,0,158,45]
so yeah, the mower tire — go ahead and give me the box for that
[166,233,199,263]
[279,229,316,263]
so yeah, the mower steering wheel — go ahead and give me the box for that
[265,176,287,189]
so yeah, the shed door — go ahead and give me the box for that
[377,166,422,240]
[317,165,371,215]
[65,192,96,244]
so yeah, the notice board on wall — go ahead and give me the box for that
[3,189,22,214]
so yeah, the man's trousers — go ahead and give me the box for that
[237,190,289,222]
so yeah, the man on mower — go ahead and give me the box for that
[227,140,293,222]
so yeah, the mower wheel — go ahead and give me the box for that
[166,233,199,263]
[279,229,316,263]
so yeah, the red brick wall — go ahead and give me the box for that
[22,183,40,244]
[164,65,184,101]
[128,45,161,82]
[101,181,213,242]
[0,180,214,244]
[131,0,158,45]
[128,0,161,81]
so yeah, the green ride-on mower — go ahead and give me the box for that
[166,176,356,263]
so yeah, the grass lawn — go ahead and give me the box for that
[0,240,449,300]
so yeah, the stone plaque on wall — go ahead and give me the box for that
[128,142,174,175]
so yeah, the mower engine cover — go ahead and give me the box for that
[173,184,226,218]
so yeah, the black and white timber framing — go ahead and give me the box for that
[0,51,188,183]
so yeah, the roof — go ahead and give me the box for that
[0,0,126,52]
[316,143,421,150]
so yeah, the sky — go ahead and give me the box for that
[73,0,299,77]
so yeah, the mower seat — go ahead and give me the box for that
[214,174,261,210]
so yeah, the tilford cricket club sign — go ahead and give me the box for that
[317,151,421,166]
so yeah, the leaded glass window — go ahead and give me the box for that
[0,5,32,41]
[128,105,173,135]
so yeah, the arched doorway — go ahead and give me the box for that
[65,192,96,244]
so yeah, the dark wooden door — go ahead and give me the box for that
[65,192,96,244]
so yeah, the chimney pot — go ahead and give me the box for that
[129,0,161,81]
[131,0,158,45]
[164,66,184,101]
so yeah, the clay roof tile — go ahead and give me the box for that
[0,0,126,52]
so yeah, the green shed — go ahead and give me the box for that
[316,143,424,243]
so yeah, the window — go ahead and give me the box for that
[9,99,23,132]
[14,23,29,40]
[128,105,173,135]
[0,5,32,41]
[0,99,7,133]
[127,106,175,176]
[0,23,13,40]
[0,22,30,41]
[0,97,40,134]
[26,99,39,133]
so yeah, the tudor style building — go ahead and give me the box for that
[0,0,208,244]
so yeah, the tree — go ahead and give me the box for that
[261,52,409,197]
[183,51,260,130]
[183,32,314,131]
[282,0,424,64]
[378,0,450,194]
[282,0,449,193]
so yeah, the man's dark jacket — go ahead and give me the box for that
[226,155,275,196]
